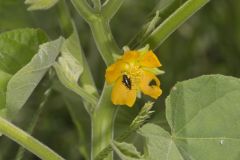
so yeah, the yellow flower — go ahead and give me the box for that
[105,46,163,107]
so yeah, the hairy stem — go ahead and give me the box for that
[71,1,123,160]
[89,17,120,65]
[91,84,117,160]
[0,117,64,160]
[71,0,121,65]
[71,0,97,22]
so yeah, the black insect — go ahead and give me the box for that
[149,79,157,86]
[122,74,132,90]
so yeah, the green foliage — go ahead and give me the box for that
[91,85,116,159]
[141,0,210,49]
[154,0,177,13]
[0,70,11,117]
[112,141,144,160]
[0,28,48,74]
[54,42,98,107]
[139,75,240,160]
[62,91,91,160]
[0,116,64,160]
[57,38,83,83]
[0,28,48,118]
[129,102,154,131]
[0,0,239,160]
[0,1,33,31]
[67,26,98,96]
[6,37,63,118]
[94,102,152,160]
[25,0,59,11]
[139,124,183,160]
[166,75,240,159]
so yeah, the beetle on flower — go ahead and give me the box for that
[105,45,164,107]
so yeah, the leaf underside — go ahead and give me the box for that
[6,37,63,118]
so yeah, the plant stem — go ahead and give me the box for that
[89,17,120,65]
[71,0,97,22]
[102,0,126,19]
[71,0,121,65]
[88,15,121,160]
[71,1,123,160]
[92,0,101,11]
[91,84,117,160]
[15,89,52,160]
[0,117,64,160]
[95,102,154,160]
[57,0,73,37]
[140,0,210,49]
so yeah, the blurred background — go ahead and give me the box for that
[0,0,239,159]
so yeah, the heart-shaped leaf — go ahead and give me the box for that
[140,75,240,160]
[139,123,183,160]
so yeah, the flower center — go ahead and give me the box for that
[122,63,142,90]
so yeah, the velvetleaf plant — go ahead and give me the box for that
[0,0,240,160]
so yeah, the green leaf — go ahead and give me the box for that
[112,141,144,160]
[58,45,83,83]
[6,37,63,117]
[140,0,210,49]
[0,28,48,74]
[0,70,12,117]
[139,124,184,160]
[58,25,91,85]
[0,1,34,30]
[0,28,47,118]
[67,24,98,96]
[52,25,98,158]
[54,62,98,106]
[141,75,240,160]
[62,24,84,66]
[54,29,98,109]
[166,74,240,159]
[25,0,59,11]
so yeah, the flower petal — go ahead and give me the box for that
[105,60,126,84]
[122,51,140,63]
[140,50,161,68]
[111,77,137,107]
[140,71,162,99]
